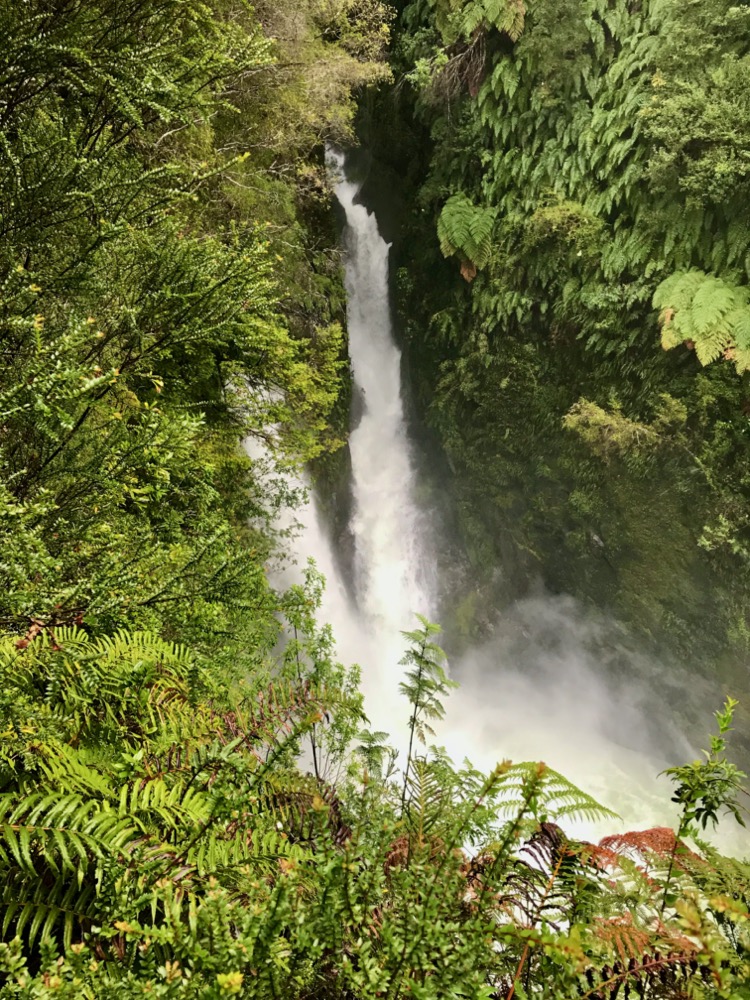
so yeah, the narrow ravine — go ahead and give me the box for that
[269,151,441,744]
[328,148,438,628]
[277,153,744,849]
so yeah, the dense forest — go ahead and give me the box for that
[0,0,749,997]
[366,0,750,690]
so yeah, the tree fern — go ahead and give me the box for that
[433,0,526,45]
[654,269,750,371]
[437,193,496,270]
[493,761,619,825]
[459,0,526,40]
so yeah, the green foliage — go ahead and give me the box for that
[563,399,662,463]
[0,0,392,655]
[665,697,747,832]
[0,627,199,755]
[2,0,750,995]
[655,269,750,371]
[280,563,366,778]
[659,697,747,919]
[399,616,456,744]
[380,0,750,672]
[451,0,527,43]
[249,0,393,150]
[398,616,457,811]
[437,193,496,270]
[0,597,748,997]
[0,614,345,968]
[563,393,693,474]
[428,0,526,47]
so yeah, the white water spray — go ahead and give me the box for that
[260,152,744,850]
[326,149,439,727]
[335,161,437,624]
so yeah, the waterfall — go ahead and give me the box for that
[251,151,439,746]
[260,152,744,850]
[328,154,437,621]
[273,148,441,742]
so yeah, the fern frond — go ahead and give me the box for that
[1,627,198,742]
[0,789,141,947]
[1,869,99,951]
[403,756,447,844]
[494,762,619,824]
[498,823,607,931]
[654,269,750,371]
[438,194,496,270]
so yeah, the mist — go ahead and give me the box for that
[261,150,746,858]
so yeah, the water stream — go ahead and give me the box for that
[269,152,744,849]
[267,149,441,749]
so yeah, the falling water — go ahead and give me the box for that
[250,151,439,746]
[278,147,441,742]
[260,152,745,850]
[328,155,437,633]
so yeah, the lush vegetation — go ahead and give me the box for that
[2,603,750,997]
[368,0,750,690]
[1,0,750,996]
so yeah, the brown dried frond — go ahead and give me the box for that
[431,30,487,103]
[524,822,567,863]
[15,619,44,650]
[499,824,579,930]
[216,679,324,760]
[661,307,675,327]
[461,259,478,282]
[600,826,678,857]
[462,850,495,889]
[579,841,624,871]
[143,741,198,777]
[653,922,699,958]
[599,828,701,869]
[582,950,703,1000]
[594,915,652,967]
[384,833,450,877]
[274,780,352,847]
[384,835,410,874]
[460,849,499,907]
[224,772,352,850]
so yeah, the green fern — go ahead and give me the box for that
[0,789,140,948]
[434,0,526,44]
[654,269,750,371]
[438,193,497,270]
[1,627,198,743]
[459,0,526,40]
[403,756,447,844]
[493,761,619,825]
